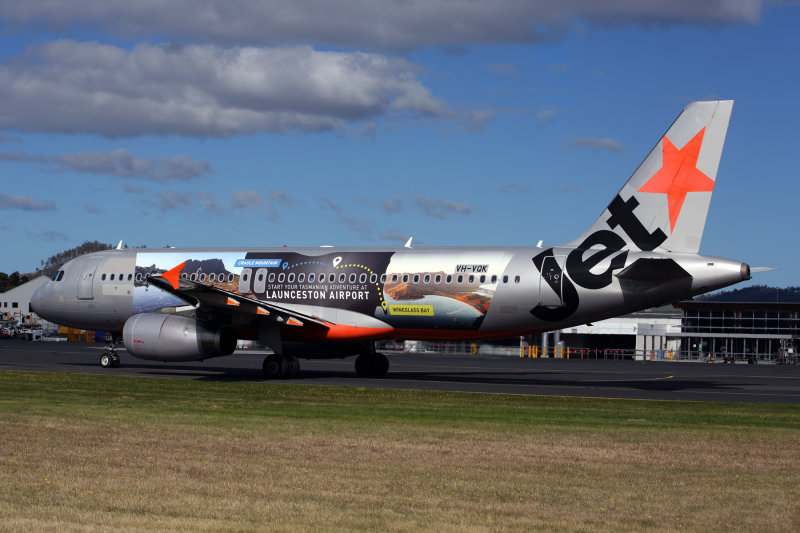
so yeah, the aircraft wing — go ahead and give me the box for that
[147,265,327,329]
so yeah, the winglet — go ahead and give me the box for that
[161,262,187,290]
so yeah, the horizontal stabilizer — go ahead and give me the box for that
[615,258,692,282]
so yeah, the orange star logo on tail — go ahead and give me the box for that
[638,127,715,232]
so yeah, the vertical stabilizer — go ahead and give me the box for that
[570,100,733,254]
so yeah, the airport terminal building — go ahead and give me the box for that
[550,301,798,362]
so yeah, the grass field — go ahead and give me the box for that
[0,370,798,532]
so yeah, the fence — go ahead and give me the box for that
[376,340,796,364]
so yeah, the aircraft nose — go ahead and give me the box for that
[30,283,48,317]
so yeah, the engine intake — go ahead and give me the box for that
[123,313,236,361]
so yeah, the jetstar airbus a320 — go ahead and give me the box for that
[31,100,752,379]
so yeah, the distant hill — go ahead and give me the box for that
[39,241,114,278]
[697,285,800,303]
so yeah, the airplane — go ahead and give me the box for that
[30,100,751,379]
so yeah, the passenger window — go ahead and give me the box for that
[479,275,486,283]
[199,274,206,282]
[243,273,249,282]
[349,273,357,283]
[380,274,387,283]
[257,273,264,282]
[391,274,398,283]
[268,273,275,282]
[370,273,377,283]
[468,275,474,283]
[515,275,520,284]
[434,274,441,283]
[445,274,452,284]
[402,274,409,283]
[339,273,346,283]
[110,274,115,281]
[190,273,197,281]
[413,274,420,283]
[209,273,216,282]
[180,273,187,279]
[359,273,367,283]
[298,273,305,283]
[423,274,431,283]
[228,274,234,282]
[503,275,508,283]
[308,273,315,283]
[288,273,295,282]
[278,273,285,282]
[136,273,142,281]
[457,275,463,283]
[127,273,132,281]
[329,273,335,282]
[491,275,497,283]
[119,273,123,281]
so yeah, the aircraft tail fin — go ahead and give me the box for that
[570,100,733,254]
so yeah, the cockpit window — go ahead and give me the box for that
[50,270,65,281]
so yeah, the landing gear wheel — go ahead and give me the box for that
[354,352,389,378]
[263,354,283,379]
[100,354,113,368]
[285,356,300,379]
[373,352,389,378]
[111,354,121,368]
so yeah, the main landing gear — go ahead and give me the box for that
[99,338,121,368]
[262,354,301,379]
[354,352,389,378]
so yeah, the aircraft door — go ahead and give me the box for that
[77,257,102,300]
[538,255,566,307]
[238,268,252,293]
[253,268,267,294]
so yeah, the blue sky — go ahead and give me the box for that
[0,1,797,288]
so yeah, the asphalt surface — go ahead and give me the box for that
[1,340,800,403]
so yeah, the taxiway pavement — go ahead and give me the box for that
[1,340,799,403]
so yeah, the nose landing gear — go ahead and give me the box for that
[99,333,121,368]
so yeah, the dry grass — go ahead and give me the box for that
[0,372,798,531]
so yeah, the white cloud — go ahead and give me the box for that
[382,195,403,214]
[269,189,296,207]
[0,148,213,180]
[155,191,193,210]
[232,190,278,220]
[498,181,529,194]
[570,137,627,151]
[26,229,68,242]
[414,195,472,219]
[52,149,213,180]
[0,192,56,211]
[0,1,764,50]
[0,41,464,137]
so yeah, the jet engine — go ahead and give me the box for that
[122,313,236,361]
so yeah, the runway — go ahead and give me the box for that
[2,340,799,403]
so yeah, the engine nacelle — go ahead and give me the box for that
[123,313,236,361]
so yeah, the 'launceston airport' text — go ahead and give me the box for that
[261,289,370,300]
